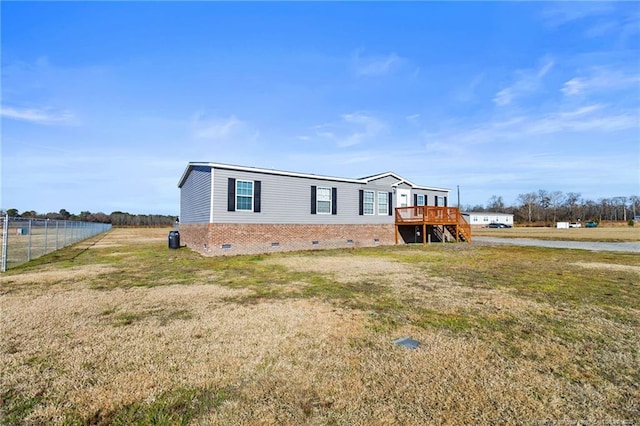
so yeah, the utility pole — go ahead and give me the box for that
[457,185,460,210]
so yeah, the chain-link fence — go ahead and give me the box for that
[0,215,112,272]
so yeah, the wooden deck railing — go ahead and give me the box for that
[395,206,471,242]
[394,206,460,224]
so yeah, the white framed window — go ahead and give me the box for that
[377,192,388,215]
[416,194,425,206]
[317,187,332,214]
[363,190,375,215]
[236,180,253,211]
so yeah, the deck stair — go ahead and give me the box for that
[395,206,471,245]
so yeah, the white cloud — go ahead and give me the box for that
[352,50,403,77]
[493,88,513,107]
[493,58,555,107]
[426,104,637,147]
[562,68,640,96]
[1,106,76,125]
[340,113,385,147]
[315,112,386,148]
[541,3,615,27]
[190,114,259,142]
[453,74,485,104]
[406,114,421,125]
[541,2,639,45]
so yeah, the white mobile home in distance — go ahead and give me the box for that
[178,162,471,255]
[463,212,514,228]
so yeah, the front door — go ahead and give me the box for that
[397,188,411,207]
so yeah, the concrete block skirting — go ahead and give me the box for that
[179,223,396,256]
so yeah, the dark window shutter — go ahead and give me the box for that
[388,192,393,216]
[359,190,364,216]
[332,187,337,215]
[424,195,428,206]
[311,186,317,214]
[227,178,236,212]
[253,180,261,213]
[413,194,418,206]
[444,196,448,207]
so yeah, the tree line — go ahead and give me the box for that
[464,191,640,224]
[1,208,177,227]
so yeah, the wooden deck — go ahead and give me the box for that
[395,206,471,244]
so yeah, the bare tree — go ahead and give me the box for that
[564,192,581,220]
[487,195,505,212]
[630,195,640,219]
[537,190,551,222]
[548,191,564,222]
[517,192,538,223]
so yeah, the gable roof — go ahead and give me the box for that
[178,162,449,192]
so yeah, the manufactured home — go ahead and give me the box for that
[463,212,514,228]
[178,162,471,255]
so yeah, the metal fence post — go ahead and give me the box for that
[1,214,8,272]
[27,219,32,261]
[55,221,59,250]
[44,219,48,256]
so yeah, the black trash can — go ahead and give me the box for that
[168,230,180,249]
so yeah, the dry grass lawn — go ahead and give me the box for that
[1,228,638,425]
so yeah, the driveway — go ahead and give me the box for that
[474,237,640,253]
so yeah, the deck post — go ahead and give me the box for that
[393,206,470,245]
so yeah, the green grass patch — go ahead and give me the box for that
[62,386,231,426]
[108,308,194,327]
[0,388,44,426]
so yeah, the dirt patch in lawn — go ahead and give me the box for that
[1,264,116,287]
[91,228,170,248]
[265,255,415,282]
[267,255,545,315]
[572,262,640,275]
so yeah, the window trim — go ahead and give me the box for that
[377,192,388,215]
[316,186,332,215]
[363,190,375,215]
[235,180,254,211]
[416,194,425,206]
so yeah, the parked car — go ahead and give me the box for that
[585,221,598,228]
[487,223,512,228]
[569,222,582,228]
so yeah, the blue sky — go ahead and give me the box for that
[2,2,638,215]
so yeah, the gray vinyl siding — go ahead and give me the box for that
[179,164,450,224]
[412,190,447,206]
[212,168,396,225]
[180,166,211,223]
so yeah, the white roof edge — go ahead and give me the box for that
[462,211,513,215]
[178,162,450,191]
[392,179,449,192]
[360,171,403,182]
[413,185,451,192]
[178,162,362,187]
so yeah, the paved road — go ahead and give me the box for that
[474,237,640,253]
